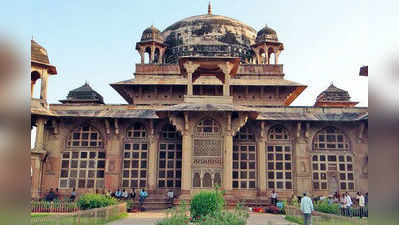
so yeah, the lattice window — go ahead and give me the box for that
[195,118,221,136]
[268,125,289,141]
[234,126,255,141]
[122,142,148,188]
[59,151,105,189]
[67,125,103,147]
[158,125,182,188]
[313,127,350,151]
[232,144,256,189]
[161,124,181,140]
[267,145,293,190]
[233,126,256,189]
[312,154,354,191]
[127,123,147,139]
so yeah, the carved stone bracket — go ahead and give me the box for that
[305,122,310,138]
[296,122,302,138]
[257,121,266,139]
[114,119,119,135]
[217,62,233,77]
[168,112,186,136]
[51,119,58,135]
[183,61,200,76]
[105,119,110,135]
[231,112,248,136]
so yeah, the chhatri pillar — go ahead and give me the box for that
[218,62,233,96]
[183,61,200,96]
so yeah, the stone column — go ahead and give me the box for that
[183,61,200,96]
[150,45,155,63]
[257,138,266,194]
[40,70,48,100]
[104,120,123,193]
[31,154,43,199]
[31,79,36,97]
[295,122,312,195]
[275,50,281,64]
[223,112,233,191]
[180,112,192,196]
[139,47,145,64]
[147,122,159,192]
[257,121,267,195]
[34,118,46,151]
[223,133,233,191]
[218,62,233,96]
[181,133,192,193]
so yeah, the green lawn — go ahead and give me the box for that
[31,212,127,225]
[284,215,368,225]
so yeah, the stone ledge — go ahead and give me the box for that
[184,95,233,104]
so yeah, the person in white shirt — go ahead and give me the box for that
[167,190,174,208]
[270,190,278,206]
[357,192,365,218]
[300,192,314,225]
[345,193,353,217]
[122,189,129,199]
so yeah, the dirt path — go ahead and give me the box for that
[107,211,298,225]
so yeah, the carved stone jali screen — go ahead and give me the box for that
[192,118,224,188]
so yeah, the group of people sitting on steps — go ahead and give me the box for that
[106,188,148,202]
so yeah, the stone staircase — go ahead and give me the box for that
[137,190,179,210]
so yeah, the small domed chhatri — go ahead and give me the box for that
[141,25,164,43]
[256,25,278,42]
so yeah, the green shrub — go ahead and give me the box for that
[199,204,249,225]
[314,199,339,214]
[77,193,117,210]
[157,202,190,225]
[190,189,225,220]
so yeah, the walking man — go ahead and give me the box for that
[300,192,314,225]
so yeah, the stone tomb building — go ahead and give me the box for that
[31,7,368,205]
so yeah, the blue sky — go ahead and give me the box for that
[15,0,388,106]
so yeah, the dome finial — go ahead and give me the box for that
[208,1,212,15]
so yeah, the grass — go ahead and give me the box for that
[284,215,368,225]
[30,212,128,225]
[285,215,304,225]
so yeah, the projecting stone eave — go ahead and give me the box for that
[110,80,135,104]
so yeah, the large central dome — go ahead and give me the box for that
[161,14,257,63]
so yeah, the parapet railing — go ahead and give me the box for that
[31,202,127,225]
[135,63,283,75]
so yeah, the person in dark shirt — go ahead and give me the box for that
[45,188,56,202]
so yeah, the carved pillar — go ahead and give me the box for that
[34,118,46,151]
[139,47,145,64]
[257,121,266,195]
[183,61,200,96]
[218,62,233,96]
[181,112,192,193]
[223,112,233,191]
[148,120,158,192]
[40,71,48,100]
[275,50,281,64]
[31,79,36,97]
[295,121,312,195]
[150,45,155,63]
